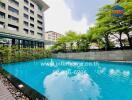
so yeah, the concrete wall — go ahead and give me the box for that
[53,50,132,61]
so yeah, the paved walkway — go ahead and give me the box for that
[0,80,15,100]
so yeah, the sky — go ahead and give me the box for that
[44,0,114,34]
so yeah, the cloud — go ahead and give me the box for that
[44,0,89,34]
[44,0,114,34]
[64,0,114,24]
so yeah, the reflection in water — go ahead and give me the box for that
[109,69,130,78]
[44,71,100,100]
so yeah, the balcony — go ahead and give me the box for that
[30,23,34,29]
[24,21,28,27]
[30,3,34,9]
[0,11,5,21]
[9,0,19,7]
[24,0,29,5]
[30,30,34,35]
[0,2,5,10]
[37,20,43,27]
[30,17,34,23]
[8,6,19,16]
[0,22,5,28]
[30,10,34,16]
[37,32,43,38]
[24,28,29,34]
[37,14,43,21]
[24,6,29,13]
[8,24,19,31]
[8,15,19,25]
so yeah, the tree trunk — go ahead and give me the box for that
[70,43,73,51]
[77,41,80,51]
[104,34,110,50]
[125,32,132,48]
[119,32,123,49]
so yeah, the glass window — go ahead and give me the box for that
[8,24,19,31]
[0,11,5,19]
[38,26,43,31]
[24,0,29,5]
[24,21,28,26]
[0,21,5,28]
[24,6,28,12]
[37,20,43,25]
[8,6,19,15]
[8,15,19,23]
[0,2,5,9]
[30,17,34,22]
[24,14,28,19]
[9,0,19,7]
[37,14,43,20]
[30,30,34,35]
[24,28,28,34]
[30,3,34,9]
[30,10,34,15]
[30,23,34,28]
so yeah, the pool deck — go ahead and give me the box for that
[0,80,15,100]
[111,61,132,64]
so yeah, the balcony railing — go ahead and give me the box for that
[0,2,5,9]
[0,15,5,19]
[0,24,5,28]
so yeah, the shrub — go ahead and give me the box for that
[0,46,51,64]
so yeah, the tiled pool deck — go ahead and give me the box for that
[0,80,15,100]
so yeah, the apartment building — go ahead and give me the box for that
[0,0,49,47]
[44,31,63,42]
[44,31,63,48]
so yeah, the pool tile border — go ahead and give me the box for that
[0,67,48,100]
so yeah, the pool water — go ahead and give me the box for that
[2,58,132,100]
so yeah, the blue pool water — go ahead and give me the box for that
[2,58,132,100]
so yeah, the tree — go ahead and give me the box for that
[96,1,132,49]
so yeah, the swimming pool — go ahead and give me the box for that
[2,58,132,100]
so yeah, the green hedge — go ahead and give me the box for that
[0,46,52,64]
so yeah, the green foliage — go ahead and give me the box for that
[0,46,51,64]
[52,0,132,52]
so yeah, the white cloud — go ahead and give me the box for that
[44,0,89,34]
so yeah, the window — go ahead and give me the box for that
[30,23,34,28]
[0,21,5,28]
[38,26,43,31]
[24,14,28,19]
[8,15,19,23]
[9,0,19,7]
[30,17,34,22]
[30,3,34,9]
[0,2,5,9]
[37,33,43,37]
[37,14,43,20]
[24,21,28,26]
[0,11,5,19]
[24,28,28,34]
[30,30,34,35]
[24,0,29,5]
[8,24,19,31]
[24,6,28,12]
[30,10,34,15]
[8,6,19,15]
[37,20,43,25]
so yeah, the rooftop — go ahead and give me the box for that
[32,0,49,11]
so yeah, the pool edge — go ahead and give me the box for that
[0,67,48,100]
